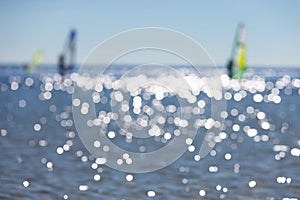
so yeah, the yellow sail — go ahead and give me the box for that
[25,51,43,73]
[32,51,43,65]
[236,44,246,70]
[231,23,247,79]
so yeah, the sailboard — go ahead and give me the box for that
[227,23,247,79]
[24,51,43,73]
[58,29,77,75]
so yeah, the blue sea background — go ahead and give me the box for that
[0,65,300,199]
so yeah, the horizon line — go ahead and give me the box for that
[0,62,299,68]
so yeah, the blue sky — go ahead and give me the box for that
[0,1,299,66]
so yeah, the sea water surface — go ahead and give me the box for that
[0,65,300,199]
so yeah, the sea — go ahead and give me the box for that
[0,64,300,200]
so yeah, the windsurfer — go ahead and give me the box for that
[227,59,233,78]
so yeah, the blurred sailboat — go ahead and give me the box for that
[24,51,43,73]
[58,29,77,76]
[227,23,247,79]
